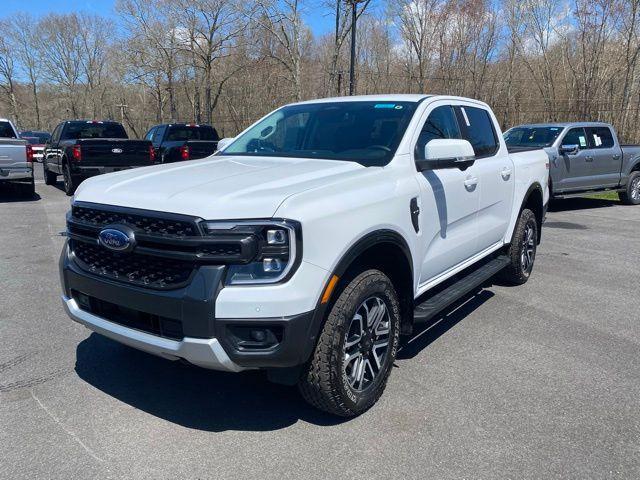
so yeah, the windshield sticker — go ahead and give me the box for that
[375,104,396,109]
[579,136,587,147]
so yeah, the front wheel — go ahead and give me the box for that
[619,171,640,205]
[298,269,400,417]
[499,208,538,285]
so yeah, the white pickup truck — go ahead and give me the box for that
[0,119,34,196]
[60,95,549,416]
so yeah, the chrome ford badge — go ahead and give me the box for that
[98,228,135,252]
[111,148,123,154]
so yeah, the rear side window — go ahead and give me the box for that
[415,106,461,158]
[562,128,588,149]
[144,127,156,141]
[456,106,498,158]
[0,122,16,138]
[153,125,167,145]
[586,127,614,149]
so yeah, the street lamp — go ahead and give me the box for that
[347,0,365,96]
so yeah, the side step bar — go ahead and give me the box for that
[413,255,510,324]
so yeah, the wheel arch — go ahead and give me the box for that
[305,229,415,363]
[519,182,544,244]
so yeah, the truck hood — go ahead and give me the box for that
[74,155,364,219]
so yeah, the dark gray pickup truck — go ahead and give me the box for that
[505,122,640,205]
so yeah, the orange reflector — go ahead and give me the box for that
[321,275,340,304]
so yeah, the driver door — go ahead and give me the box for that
[556,127,591,191]
[413,102,481,285]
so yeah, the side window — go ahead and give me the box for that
[144,127,156,141]
[562,128,588,149]
[456,106,498,158]
[415,106,461,159]
[153,126,167,145]
[586,127,614,149]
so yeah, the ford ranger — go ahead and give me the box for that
[505,122,640,205]
[60,95,549,416]
[43,120,155,195]
[0,118,35,197]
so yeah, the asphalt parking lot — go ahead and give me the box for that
[1,164,639,479]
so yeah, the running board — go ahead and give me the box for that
[413,255,510,324]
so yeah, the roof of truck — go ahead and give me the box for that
[512,121,611,129]
[294,94,432,105]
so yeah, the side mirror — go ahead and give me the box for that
[559,144,579,155]
[415,139,476,171]
[216,137,234,152]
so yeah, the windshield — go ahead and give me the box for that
[62,122,128,140]
[504,126,562,148]
[221,101,418,166]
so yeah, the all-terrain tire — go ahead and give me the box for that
[298,269,401,417]
[499,208,538,285]
[618,171,640,205]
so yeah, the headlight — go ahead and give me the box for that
[201,220,301,285]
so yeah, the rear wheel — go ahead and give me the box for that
[43,161,57,185]
[298,270,400,417]
[62,163,77,196]
[619,171,640,205]
[499,208,538,285]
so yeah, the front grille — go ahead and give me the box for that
[71,241,193,289]
[73,291,184,340]
[72,205,199,238]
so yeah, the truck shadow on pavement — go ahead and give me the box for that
[0,186,41,203]
[74,287,496,431]
[548,197,618,212]
[398,289,495,360]
[74,334,347,431]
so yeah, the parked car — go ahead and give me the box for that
[144,123,219,163]
[20,130,50,162]
[504,122,640,205]
[60,95,549,416]
[43,120,155,195]
[0,119,34,196]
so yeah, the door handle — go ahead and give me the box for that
[613,154,621,160]
[585,156,594,162]
[464,176,478,192]
[501,167,512,180]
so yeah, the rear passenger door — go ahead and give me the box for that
[455,104,514,251]
[413,102,481,284]
[584,126,622,187]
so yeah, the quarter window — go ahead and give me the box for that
[456,106,498,158]
[586,127,614,149]
[415,106,461,159]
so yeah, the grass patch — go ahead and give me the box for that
[584,191,620,201]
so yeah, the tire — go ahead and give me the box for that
[62,162,77,196]
[43,161,57,186]
[298,269,401,417]
[499,208,538,285]
[618,171,640,205]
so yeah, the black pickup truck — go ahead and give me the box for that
[43,121,154,195]
[144,123,219,163]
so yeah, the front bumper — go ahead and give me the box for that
[60,243,321,371]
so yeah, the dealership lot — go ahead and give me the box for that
[1,164,639,479]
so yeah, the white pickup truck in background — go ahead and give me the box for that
[0,119,34,197]
[61,95,549,416]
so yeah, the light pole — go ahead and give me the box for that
[347,0,364,96]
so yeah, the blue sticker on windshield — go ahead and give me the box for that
[375,104,396,109]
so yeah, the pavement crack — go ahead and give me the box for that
[30,389,105,464]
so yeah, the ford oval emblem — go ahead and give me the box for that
[98,228,135,252]
[111,148,123,154]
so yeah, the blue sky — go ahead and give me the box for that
[3,0,338,35]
